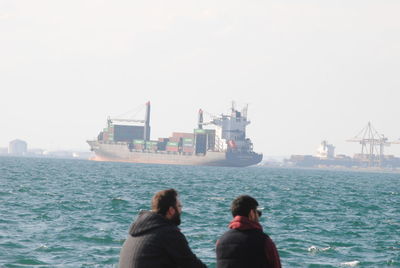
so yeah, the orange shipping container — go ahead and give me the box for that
[166,146,179,152]
[168,137,181,143]
[182,147,194,153]
[172,132,194,139]
[134,144,145,150]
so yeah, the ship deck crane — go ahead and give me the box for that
[107,101,151,141]
[108,102,149,124]
[108,118,145,124]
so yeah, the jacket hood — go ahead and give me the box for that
[228,216,263,231]
[129,210,174,236]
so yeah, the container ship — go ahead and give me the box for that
[285,140,400,168]
[87,102,262,167]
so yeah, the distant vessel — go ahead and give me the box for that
[286,138,400,168]
[87,102,262,167]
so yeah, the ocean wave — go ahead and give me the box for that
[1,157,399,267]
[307,245,333,253]
[208,197,226,201]
[340,260,360,266]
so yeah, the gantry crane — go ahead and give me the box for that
[347,122,398,167]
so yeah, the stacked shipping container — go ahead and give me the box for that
[182,138,194,153]
[133,140,145,150]
[100,124,144,143]
[166,142,179,152]
[194,129,207,154]
[113,125,144,142]
[98,123,217,156]
[145,141,158,151]
[168,132,194,143]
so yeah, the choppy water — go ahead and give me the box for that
[0,156,399,267]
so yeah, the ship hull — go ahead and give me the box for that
[87,140,262,167]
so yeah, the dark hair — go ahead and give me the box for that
[151,189,178,216]
[231,195,259,217]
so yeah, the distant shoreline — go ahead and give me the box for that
[259,164,400,174]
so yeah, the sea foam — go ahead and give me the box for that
[340,260,360,266]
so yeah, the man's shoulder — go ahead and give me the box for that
[158,223,180,232]
[141,222,181,239]
[219,228,269,241]
[129,211,179,236]
[162,224,184,237]
[221,228,266,235]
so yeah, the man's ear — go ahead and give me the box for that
[248,209,256,221]
[166,206,175,219]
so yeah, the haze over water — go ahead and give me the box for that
[1,156,399,267]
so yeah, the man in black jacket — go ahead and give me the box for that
[119,188,207,268]
[216,195,281,268]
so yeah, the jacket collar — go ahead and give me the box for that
[228,216,262,230]
[129,211,175,236]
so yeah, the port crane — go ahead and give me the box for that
[347,122,399,167]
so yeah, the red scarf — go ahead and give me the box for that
[228,216,262,230]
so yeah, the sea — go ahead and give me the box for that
[0,156,399,267]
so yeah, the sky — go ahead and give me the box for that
[1,0,400,157]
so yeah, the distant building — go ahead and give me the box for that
[8,139,28,155]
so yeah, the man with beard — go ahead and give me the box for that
[216,195,281,268]
[119,189,207,268]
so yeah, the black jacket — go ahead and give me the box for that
[216,216,281,268]
[119,211,207,268]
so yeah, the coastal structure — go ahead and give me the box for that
[286,122,400,168]
[87,102,262,167]
[8,139,28,156]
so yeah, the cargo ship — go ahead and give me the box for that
[87,102,262,167]
[285,140,400,168]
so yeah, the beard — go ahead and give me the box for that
[170,211,181,226]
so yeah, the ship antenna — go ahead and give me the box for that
[242,104,248,119]
[198,109,203,129]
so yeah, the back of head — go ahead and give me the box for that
[231,195,259,217]
[151,189,178,216]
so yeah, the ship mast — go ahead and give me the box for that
[144,101,151,141]
[198,109,204,129]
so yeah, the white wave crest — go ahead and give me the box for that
[308,245,317,252]
[308,245,332,252]
[209,197,225,201]
[340,260,360,266]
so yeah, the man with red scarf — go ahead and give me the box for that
[216,195,281,268]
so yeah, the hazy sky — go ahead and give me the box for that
[2,0,400,157]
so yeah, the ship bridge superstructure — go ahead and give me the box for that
[201,102,255,154]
